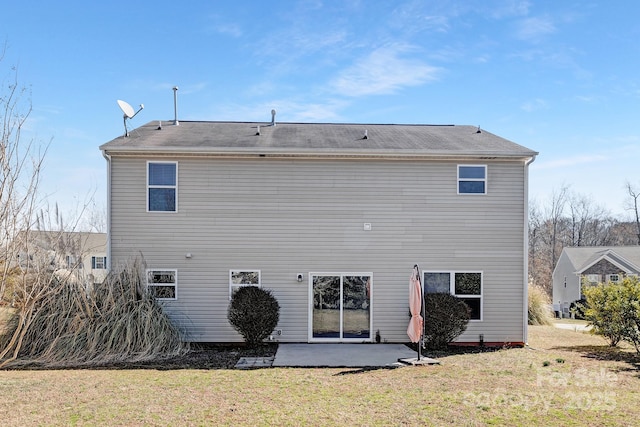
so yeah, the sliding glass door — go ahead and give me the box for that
[310,273,372,342]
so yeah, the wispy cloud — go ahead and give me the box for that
[520,98,548,112]
[489,0,530,19]
[213,23,243,38]
[207,98,349,123]
[515,16,556,42]
[330,44,440,97]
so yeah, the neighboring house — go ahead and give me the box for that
[552,246,640,316]
[13,231,108,285]
[100,120,537,345]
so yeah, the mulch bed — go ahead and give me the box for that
[1,343,279,370]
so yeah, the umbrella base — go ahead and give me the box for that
[398,357,441,366]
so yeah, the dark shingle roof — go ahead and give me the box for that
[100,121,537,159]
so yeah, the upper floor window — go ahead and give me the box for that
[458,165,487,194]
[148,162,177,212]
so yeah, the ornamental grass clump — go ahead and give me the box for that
[528,283,554,326]
[0,258,186,368]
[228,286,280,346]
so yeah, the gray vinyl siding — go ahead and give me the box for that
[109,156,527,344]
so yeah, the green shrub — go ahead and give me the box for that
[583,277,640,350]
[528,284,554,325]
[423,293,470,350]
[228,286,280,346]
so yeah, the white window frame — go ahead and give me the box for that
[308,272,373,342]
[607,274,620,283]
[92,256,107,270]
[147,161,178,212]
[146,269,178,300]
[457,164,487,195]
[229,270,261,299]
[423,270,483,321]
[585,274,600,284]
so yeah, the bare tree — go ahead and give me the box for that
[567,193,611,246]
[527,187,570,293]
[547,185,570,280]
[625,181,640,245]
[0,45,49,300]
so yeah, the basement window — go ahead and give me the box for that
[147,269,177,300]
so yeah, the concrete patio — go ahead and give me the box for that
[271,343,438,368]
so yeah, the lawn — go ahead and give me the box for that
[0,326,638,426]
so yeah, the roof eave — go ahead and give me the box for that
[100,146,537,161]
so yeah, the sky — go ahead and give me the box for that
[2,0,639,224]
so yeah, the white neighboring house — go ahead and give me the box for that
[552,246,640,317]
[14,231,108,285]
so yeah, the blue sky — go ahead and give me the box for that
[2,0,639,222]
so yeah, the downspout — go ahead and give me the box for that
[101,150,112,272]
[523,154,537,346]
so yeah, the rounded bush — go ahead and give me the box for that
[423,292,470,350]
[228,286,280,346]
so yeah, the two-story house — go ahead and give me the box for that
[552,246,640,316]
[100,120,537,345]
[13,231,108,285]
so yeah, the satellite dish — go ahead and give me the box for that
[117,99,135,118]
[116,99,144,137]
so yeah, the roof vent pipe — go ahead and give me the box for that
[271,109,276,126]
[173,86,180,126]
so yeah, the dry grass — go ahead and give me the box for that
[0,259,186,368]
[528,283,554,326]
[0,325,638,426]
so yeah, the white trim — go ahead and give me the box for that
[308,272,373,343]
[146,268,178,300]
[523,155,535,345]
[102,151,112,271]
[146,161,178,212]
[576,252,635,275]
[457,164,487,195]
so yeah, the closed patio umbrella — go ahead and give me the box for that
[407,264,424,360]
